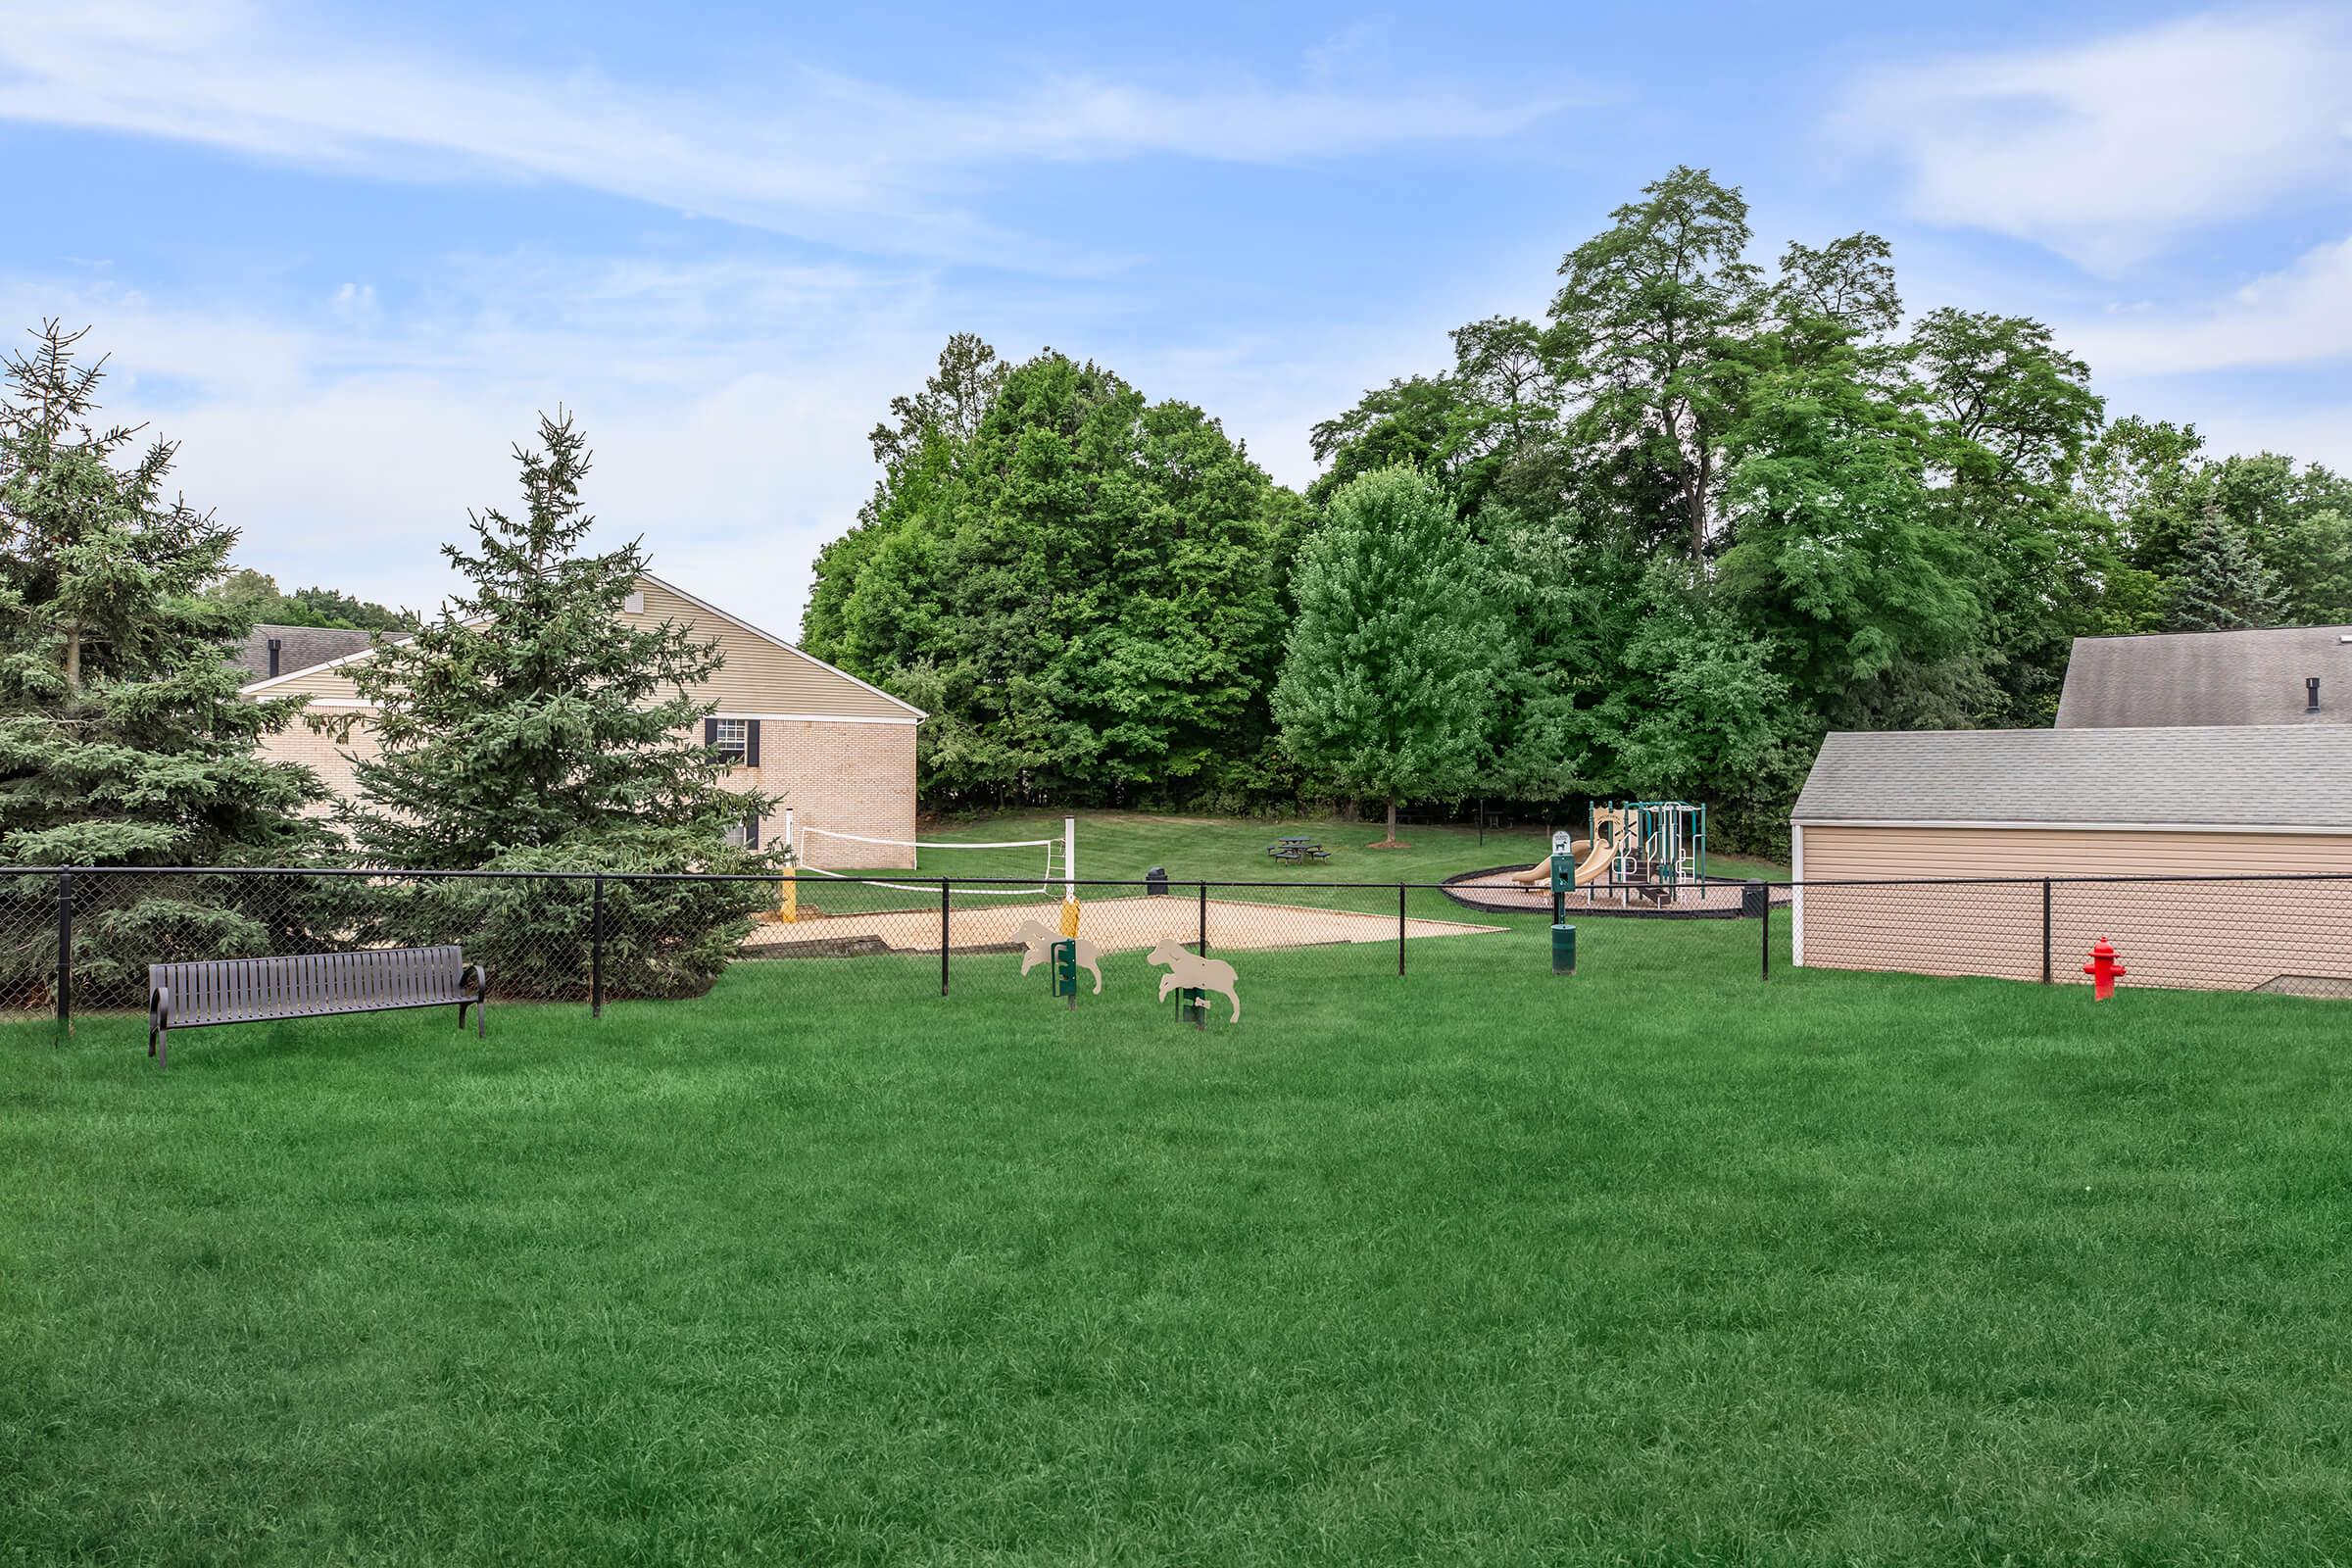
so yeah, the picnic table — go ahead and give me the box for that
[1266,836,1330,862]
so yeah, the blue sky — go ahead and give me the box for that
[4,2,2348,635]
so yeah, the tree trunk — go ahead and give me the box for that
[63,622,80,695]
[1372,797,1406,850]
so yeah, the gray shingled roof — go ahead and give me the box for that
[1791,726,2352,830]
[2055,625,2352,728]
[232,623,380,682]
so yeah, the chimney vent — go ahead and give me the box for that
[2308,675,2322,714]
[267,636,281,677]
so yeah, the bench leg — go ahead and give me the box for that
[154,1026,166,1070]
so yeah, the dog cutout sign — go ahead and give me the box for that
[1148,940,1240,1023]
[1014,919,1102,995]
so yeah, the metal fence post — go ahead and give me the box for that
[1397,883,1406,977]
[55,868,72,1043]
[1761,886,1770,982]
[2041,878,2053,984]
[1198,881,1207,956]
[590,873,605,1019]
[940,877,951,997]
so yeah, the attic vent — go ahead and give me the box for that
[2310,676,2323,713]
[624,591,644,613]
[267,637,281,677]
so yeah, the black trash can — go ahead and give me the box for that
[1145,865,1169,897]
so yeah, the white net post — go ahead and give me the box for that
[1059,815,1079,937]
[779,807,798,921]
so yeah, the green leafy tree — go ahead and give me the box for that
[205,567,413,631]
[1274,467,1503,845]
[0,320,333,1004]
[1719,290,1984,732]
[1907,309,2108,724]
[1546,165,1763,559]
[2195,453,2352,625]
[808,343,1299,809]
[279,584,413,631]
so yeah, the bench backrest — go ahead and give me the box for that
[151,946,467,1025]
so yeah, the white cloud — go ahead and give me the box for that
[2063,233,2352,375]
[1843,10,2352,269]
[2104,389,2352,474]
[0,1,1573,267]
[0,256,1405,639]
[0,267,934,634]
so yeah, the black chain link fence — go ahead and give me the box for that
[4,867,2348,1031]
[1791,874,2352,998]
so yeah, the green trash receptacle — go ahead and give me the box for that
[1552,922,1576,976]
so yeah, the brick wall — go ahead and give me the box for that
[744,720,918,869]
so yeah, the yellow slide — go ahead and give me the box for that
[1506,808,1629,887]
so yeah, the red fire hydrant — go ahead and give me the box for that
[2082,937,2127,1001]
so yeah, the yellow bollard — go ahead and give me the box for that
[778,867,798,924]
[1058,895,1081,939]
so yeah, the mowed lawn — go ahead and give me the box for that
[813,808,1786,930]
[7,915,2352,1564]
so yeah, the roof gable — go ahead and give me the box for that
[2055,626,2352,729]
[238,573,924,722]
[1792,725,2352,831]
[232,623,378,681]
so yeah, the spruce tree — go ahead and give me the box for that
[1272,466,1502,846]
[336,413,773,998]
[339,411,770,869]
[2167,509,2284,632]
[0,321,331,1004]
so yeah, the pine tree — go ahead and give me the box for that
[0,321,332,1004]
[2167,508,2284,632]
[339,411,770,869]
[1272,466,1503,846]
[335,413,774,998]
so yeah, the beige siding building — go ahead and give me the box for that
[1789,727,2352,994]
[241,573,924,868]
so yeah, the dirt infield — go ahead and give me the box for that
[1441,867,1791,919]
[743,895,1506,957]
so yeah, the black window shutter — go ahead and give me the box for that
[745,719,761,767]
[745,813,760,848]
[704,717,719,749]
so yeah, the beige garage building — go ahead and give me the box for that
[1790,726,2352,994]
[240,573,924,868]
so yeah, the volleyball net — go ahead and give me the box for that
[785,812,1076,900]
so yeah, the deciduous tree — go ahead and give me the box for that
[1273,467,1502,845]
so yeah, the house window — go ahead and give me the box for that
[713,718,749,762]
[724,812,760,850]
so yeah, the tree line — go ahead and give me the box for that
[804,167,2351,847]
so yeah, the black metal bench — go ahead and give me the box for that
[147,947,487,1068]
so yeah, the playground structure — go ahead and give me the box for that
[1503,802,1709,906]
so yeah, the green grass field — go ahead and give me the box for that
[812,808,1785,927]
[6,836,2350,1563]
